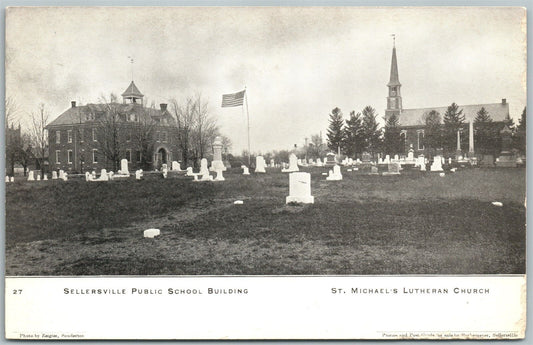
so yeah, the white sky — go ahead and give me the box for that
[6,6,526,154]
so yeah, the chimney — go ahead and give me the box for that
[71,101,76,108]
[502,98,507,105]
[160,103,167,111]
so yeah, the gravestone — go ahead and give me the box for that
[52,171,58,180]
[143,228,160,238]
[161,163,168,171]
[384,155,391,164]
[120,158,129,175]
[85,172,92,181]
[315,158,323,167]
[242,165,250,175]
[325,152,337,167]
[326,165,342,181]
[383,162,401,175]
[214,169,225,181]
[5,176,9,183]
[97,169,109,181]
[362,152,372,162]
[199,158,213,181]
[255,156,266,173]
[43,174,48,181]
[27,171,35,181]
[448,157,452,165]
[430,156,444,172]
[370,166,379,175]
[61,172,68,181]
[282,153,299,172]
[135,169,143,180]
[270,159,275,167]
[210,136,226,171]
[393,154,399,161]
[186,167,194,176]
[108,171,114,180]
[286,172,314,204]
[407,145,415,162]
[10,176,14,182]
[171,161,181,171]
[496,124,517,167]
[162,166,168,179]
[36,174,41,181]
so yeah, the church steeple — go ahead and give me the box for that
[385,35,402,121]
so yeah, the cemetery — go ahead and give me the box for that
[5,152,525,276]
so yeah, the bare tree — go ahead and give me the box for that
[191,93,218,164]
[5,96,21,127]
[5,97,22,176]
[170,97,196,167]
[29,103,50,177]
[95,96,126,171]
[132,110,157,170]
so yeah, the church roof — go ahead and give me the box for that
[47,103,174,127]
[387,47,401,87]
[121,81,144,98]
[399,102,509,127]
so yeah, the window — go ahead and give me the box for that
[55,150,61,164]
[126,150,131,163]
[92,149,98,163]
[417,130,425,150]
[126,130,131,142]
[67,130,73,143]
[68,150,73,164]
[162,131,168,142]
[56,131,61,144]
[156,131,160,142]
[80,129,84,142]
[136,151,141,163]
[92,128,97,141]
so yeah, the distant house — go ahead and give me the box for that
[46,81,181,173]
[384,43,509,156]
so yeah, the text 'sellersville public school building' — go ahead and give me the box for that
[46,81,181,173]
[384,42,509,154]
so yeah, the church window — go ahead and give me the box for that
[67,150,73,164]
[92,149,98,163]
[126,130,131,142]
[67,130,73,143]
[92,128,97,141]
[417,130,425,150]
[55,150,61,164]
[56,131,61,144]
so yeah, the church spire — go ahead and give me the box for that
[385,35,402,120]
[388,35,401,87]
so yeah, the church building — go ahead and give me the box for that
[384,40,510,156]
[46,81,181,173]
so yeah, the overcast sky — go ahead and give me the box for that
[6,6,526,154]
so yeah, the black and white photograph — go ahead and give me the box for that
[4,5,527,340]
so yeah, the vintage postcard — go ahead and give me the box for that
[4,6,527,339]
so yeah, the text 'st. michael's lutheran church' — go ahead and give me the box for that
[384,39,510,155]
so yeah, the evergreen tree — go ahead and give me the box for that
[514,106,526,154]
[361,106,381,154]
[382,113,402,155]
[474,107,498,155]
[423,110,442,156]
[326,107,345,153]
[343,111,364,157]
[443,102,465,153]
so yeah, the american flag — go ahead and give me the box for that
[221,90,245,107]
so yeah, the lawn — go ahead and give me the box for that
[5,167,526,275]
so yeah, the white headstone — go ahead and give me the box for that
[10,176,14,182]
[143,228,160,238]
[242,165,250,175]
[43,174,48,181]
[384,155,391,164]
[108,171,114,179]
[282,154,299,172]
[214,169,225,181]
[448,157,452,164]
[135,169,143,180]
[199,158,213,181]
[316,158,323,167]
[36,174,41,181]
[394,154,399,161]
[171,161,180,171]
[27,171,35,181]
[255,156,266,173]
[326,165,343,181]
[5,176,9,183]
[61,172,68,181]
[186,167,194,176]
[98,169,109,181]
[121,159,129,175]
[85,172,92,181]
[430,156,444,172]
[270,159,275,167]
[286,172,314,204]
[91,171,97,179]
[52,171,58,180]
[162,167,168,179]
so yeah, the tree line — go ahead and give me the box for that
[325,103,526,158]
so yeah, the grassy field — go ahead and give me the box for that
[5,166,526,275]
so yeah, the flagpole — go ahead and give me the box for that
[245,86,250,166]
